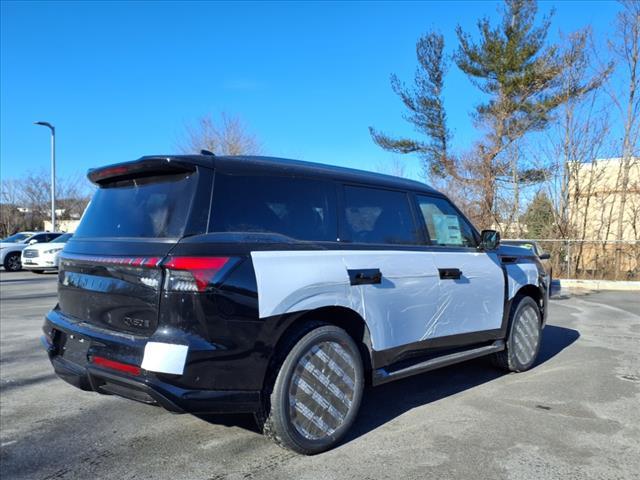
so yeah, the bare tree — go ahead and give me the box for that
[0,171,92,237]
[178,113,261,156]
[0,179,24,237]
[625,172,640,274]
[57,173,94,220]
[524,27,614,276]
[534,95,611,276]
[375,157,407,178]
[608,0,640,277]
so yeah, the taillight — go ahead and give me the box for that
[90,165,131,182]
[162,256,236,293]
[91,356,141,376]
[60,253,162,267]
[59,254,163,290]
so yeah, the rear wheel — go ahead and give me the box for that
[492,295,542,372]
[261,324,364,454]
[3,252,22,272]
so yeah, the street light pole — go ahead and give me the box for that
[34,121,56,232]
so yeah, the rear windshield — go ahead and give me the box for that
[51,233,72,243]
[74,173,197,238]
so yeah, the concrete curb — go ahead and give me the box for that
[555,279,640,291]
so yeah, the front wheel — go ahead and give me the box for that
[492,295,542,372]
[3,252,22,272]
[261,324,364,455]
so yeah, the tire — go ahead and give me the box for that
[3,252,22,272]
[492,295,542,372]
[260,324,364,455]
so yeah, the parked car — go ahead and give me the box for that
[502,239,552,281]
[42,154,550,454]
[1,231,63,271]
[21,233,73,273]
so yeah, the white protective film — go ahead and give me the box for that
[141,342,189,375]
[251,249,505,351]
[505,262,540,300]
[427,250,504,338]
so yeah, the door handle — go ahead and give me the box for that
[438,268,462,280]
[348,268,382,286]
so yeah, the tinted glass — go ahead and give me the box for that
[343,186,419,244]
[506,241,535,252]
[30,234,50,243]
[74,173,197,238]
[416,195,477,247]
[1,233,32,243]
[210,175,337,241]
[51,233,72,243]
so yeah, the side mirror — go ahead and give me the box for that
[539,252,551,260]
[480,230,500,250]
[28,239,38,245]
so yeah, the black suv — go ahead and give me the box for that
[43,154,549,454]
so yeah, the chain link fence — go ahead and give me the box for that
[504,239,640,280]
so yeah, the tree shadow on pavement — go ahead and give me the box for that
[342,324,580,445]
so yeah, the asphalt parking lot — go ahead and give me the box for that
[1,270,639,480]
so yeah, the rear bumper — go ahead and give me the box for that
[23,264,58,271]
[21,254,59,269]
[42,313,262,414]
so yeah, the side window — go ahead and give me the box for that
[210,174,337,241]
[343,186,419,245]
[416,195,477,247]
[32,234,49,243]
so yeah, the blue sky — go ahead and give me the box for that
[1,0,621,184]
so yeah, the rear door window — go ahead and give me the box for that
[29,233,50,244]
[74,172,198,238]
[342,186,419,245]
[210,174,337,241]
[416,195,477,247]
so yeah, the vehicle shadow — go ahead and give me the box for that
[196,324,580,442]
[342,324,579,445]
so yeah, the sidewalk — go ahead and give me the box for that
[552,278,640,291]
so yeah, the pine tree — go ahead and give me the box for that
[369,32,451,178]
[522,191,555,238]
[371,0,605,228]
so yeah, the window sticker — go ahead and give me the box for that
[432,214,463,245]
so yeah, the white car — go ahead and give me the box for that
[21,233,72,273]
[0,232,64,271]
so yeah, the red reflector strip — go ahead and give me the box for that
[91,356,141,376]
[60,253,161,268]
[94,165,130,179]
[162,256,231,292]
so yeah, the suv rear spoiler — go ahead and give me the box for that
[88,157,197,185]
